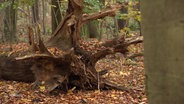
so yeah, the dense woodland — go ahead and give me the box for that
[0,0,183,104]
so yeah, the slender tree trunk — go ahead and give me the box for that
[117,1,128,31]
[141,0,184,103]
[3,0,17,43]
[87,21,99,38]
[31,0,39,44]
[0,10,4,42]
[117,11,127,29]
[32,0,39,24]
[113,17,119,37]
[27,6,31,25]
[42,0,46,35]
[51,0,62,33]
[98,0,105,40]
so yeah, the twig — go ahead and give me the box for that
[128,53,143,59]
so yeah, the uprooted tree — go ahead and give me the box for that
[0,0,143,92]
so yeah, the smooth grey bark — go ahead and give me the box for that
[141,0,184,104]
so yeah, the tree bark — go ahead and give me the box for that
[42,0,46,34]
[117,3,128,31]
[3,0,17,42]
[51,0,62,33]
[141,0,184,103]
[0,10,4,42]
[32,0,39,24]
[87,21,99,38]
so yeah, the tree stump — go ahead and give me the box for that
[0,1,143,92]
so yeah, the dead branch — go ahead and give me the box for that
[91,36,143,64]
[102,79,130,92]
[91,48,114,65]
[28,24,52,56]
[128,53,143,59]
[18,7,30,18]
[125,36,143,46]
[82,3,127,23]
[37,24,53,56]
[28,26,39,52]
[49,13,73,39]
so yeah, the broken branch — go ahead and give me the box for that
[82,3,127,23]
[91,36,143,64]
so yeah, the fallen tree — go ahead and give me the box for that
[0,1,143,92]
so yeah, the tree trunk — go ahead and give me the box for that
[87,21,99,38]
[42,0,46,35]
[141,0,184,103]
[32,0,39,24]
[117,4,127,31]
[51,0,62,33]
[31,0,39,42]
[47,0,84,51]
[3,0,17,43]
[0,10,4,42]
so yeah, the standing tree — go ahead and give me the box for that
[117,3,128,31]
[84,0,100,38]
[87,21,99,38]
[3,0,17,43]
[42,0,46,34]
[141,0,184,103]
[51,0,62,33]
[0,9,4,42]
[32,0,39,24]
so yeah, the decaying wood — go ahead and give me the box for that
[0,55,35,82]
[0,35,143,92]
[0,1,143,93]
[82,3,127,23]
[46,2,127,51]
[46,0,84,51]
[28,24,52,55]
[28,26,39,52]
[37,25,52,55]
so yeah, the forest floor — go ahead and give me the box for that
[0,42,147,104]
